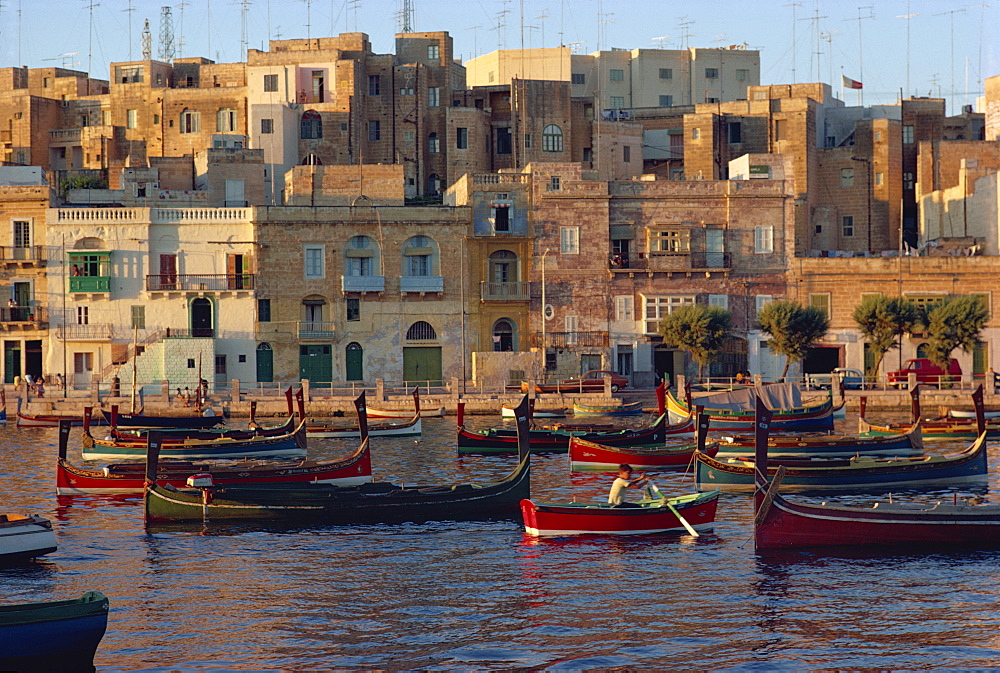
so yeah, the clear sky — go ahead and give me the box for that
[1,0,996,114]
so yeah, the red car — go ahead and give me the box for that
[522,370,629,394]
[886,358,962,388]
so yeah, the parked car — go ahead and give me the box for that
[522,370,629,394]
[886,358,962,388]
[807,368,864,390]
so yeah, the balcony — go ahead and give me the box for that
[481,281,530,301]
[341,275,385,293]
[0,246,46,267]
[472,174,530,186]
[55,323,114,341]
[146,274,256,294]
[49,128,82,144]
[613,252,731,273]
[69,276,111,293]
[0,305,48,331]
[400,276,444,294]
[297,321,336,340]
[531,331,610,348]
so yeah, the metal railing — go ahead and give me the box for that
[480,281,530,300]
[297,321,336,340]
[146,274,256,292]
[0,306,47,324]
[0,246,46,263]
[530,331,610,348]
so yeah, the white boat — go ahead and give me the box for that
[949,408,1000,419]
[365,405,445,418]
[0,514,57,563]
[501,404,566,419]
[306,415,422,439]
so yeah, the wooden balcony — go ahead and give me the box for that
[146,274,256,294]
[480,281,530,301]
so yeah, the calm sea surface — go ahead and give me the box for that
[4,407,1000,670]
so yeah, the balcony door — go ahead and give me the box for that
[160,254,177,290]
[706,229,725,268]
[191,298,214,337]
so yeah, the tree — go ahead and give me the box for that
[658,304,732,379]
[756,299,829,380]
[58,174,106,197]
[852,294,919,380]
[924,296,989,369]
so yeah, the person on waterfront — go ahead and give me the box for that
[183,387,192,406]
[175,388,184,405]
[23,373,33,392]
[35,377,44,398]
[55,372,64,390]
[608,464,649,508]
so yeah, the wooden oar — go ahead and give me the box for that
[649,482,699,537]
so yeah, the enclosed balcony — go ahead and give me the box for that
[68,251,112,294]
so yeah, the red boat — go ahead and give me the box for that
[520,490,719,537]
[754,385,1000,550]
[568,412,717,471]
[56,420,371,495]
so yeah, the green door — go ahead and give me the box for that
[3,341,21,383]
[256,343,273,383]
[299,344,332,383]
[973,341,988,377]
[403,346,442,385]
[345,342,363,381]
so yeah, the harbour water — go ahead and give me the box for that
[3,411,1000,669]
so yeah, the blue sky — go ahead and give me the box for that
[2,0,996,113]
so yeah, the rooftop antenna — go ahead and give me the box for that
[974,4,988,108]
[820,30,838,88]
[398,0,413,33]
[799,6,827,82]
[123,0,136,60]
[43,53,81,68]
[17,0,22,65]
[652,35,669,49]
[712,33,728,46]
[159,6,175,61]
[85,1,100,75]
[141,19,152,60]
[236,0,251,57]
[299,0,312,39]
[177,0,189,57]
[466,25,481,58]
[346,0,360,33]
[933,6,966,115]
[784,3,800,83]
[207,0,211,58]
[896,1,919,97]
[597,11,614,52]
[844,6,873,106]
[536,8,549,47]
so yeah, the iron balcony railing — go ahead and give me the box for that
[297,321,336,340]
[0,246,46,263]
[612,251,732,271]
[531,331,610,348]
[0,305,48,325]
[481,281,530,301]
[146,274,256,292]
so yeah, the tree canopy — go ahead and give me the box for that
[924,296,989,369]
[852,294,920,379]
[658,304,733,379]
[756,299,829,380]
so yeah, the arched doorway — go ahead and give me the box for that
[256,343,273,383]
[346,342,363,381]
[492,318,516,352]
[403,321,442,384]
[190,298,213,337]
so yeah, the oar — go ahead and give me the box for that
[649,482,699,538]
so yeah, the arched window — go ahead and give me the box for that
[301,154,323,165]
[406,321,437,340]
[493,318,516,352]
[403,235,436,277]
[488,250,518,284]
[301,296,327,329]
[916,342,929,359]
[542,124,563,152]
[301,110,322,139]
[346,235,376,276]
[428,132,440,153]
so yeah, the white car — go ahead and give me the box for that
[807,368,864,390]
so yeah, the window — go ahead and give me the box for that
[705,96,720,104]
[875,172,884,186]
[705,68,719,79]
[261,118,273,134]
[810,293,831,316]
[368,74,380,96]
[903,172,914,190]
[842,216,854,237]
[755,294,774,319]
[301,110,322,139]
[564,316,579,345]
[427,87,440,107]
[728,122,741,144]
[524,134,532,148]
[131,305,145,330]
[609,96,625,108]
[488,71,495,83]
[126,109,137,129]
[583,147,592,162]
[755,225,774,253]
[257,298,271,322]
[643,295,695,333]
[427,44,440,61]
[610,69,624,81]
[542,124,563,152]
[347,236,375,276]
[623,145,631,162]
[709,294,729,309]
[774,119,786,141]
[368,120,381,141]
[615,295,634,322]
[399,87,414,95]
[346,298,360,321]
[180,110,200,133]
[76,306,89,325]
[456,127,468,149]
[571,73,585,84]
[548,176,561,191]
[404,235,432,277]
[116,65,143,83]
[428,133,439,153]
[311,70,325,103]
[658,95,673,107]
[692,128,700,140]
[263,74,278,92]
[304,245,324,278]
[659,68,673,80]
[736,69,749,81]
[13,220,30,248]
[496,127,512,154]
[841,167,855,188]
[403,130,414,142]
[217,108,237,133]
[651,228,690,253]
[560,227,580,254]
[903,125,914,144]
[491,203,510,232]
[152,113,159,125]
[874,130,882,141]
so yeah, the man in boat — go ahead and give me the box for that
[608,464,649,508]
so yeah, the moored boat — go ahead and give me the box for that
[102,404,224,429]
[0,591,109,670]
[716,421,924,458]
[569,435,718,471]
[572,400,644,416]
[858,387,1000,441]
[303,388,423,438]
[366,403,445,418]
[666,384,837,431]
[520,491,719,537]
[501,402,566,418]
[0,513,57,564]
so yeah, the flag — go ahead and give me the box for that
[842,74,863,90]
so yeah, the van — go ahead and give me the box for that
[886,358,962,388]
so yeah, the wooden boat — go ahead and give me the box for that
[754,385,1000,551]
[572,400,644,416]
[302,388,423,438]
[0,513,56,563]
[144,394,532,524]
[858,387,1000,441]
[81,410,308,461]
[569,414,718,472]
[16,398,105,428]
[501,403,566,419]
[521,491,720,537]
[366,403,445,418]
[716,421,924,458]
[697,433,988,493]
[949,408,1000,419]
[666,388,837,431]
[0,591,109,670]
[102,404,224,429]
[56,421,370,495]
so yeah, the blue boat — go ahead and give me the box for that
[0,591,110,670]
[666,388,837,431]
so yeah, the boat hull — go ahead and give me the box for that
[0,515,57,563]
[0,592,109,669]
[569,436,718,471]
[666,390,835,430]
[520,492,719,536]
[82,421,308,461]
[572,401,643,416]
[365,406,444,418]
[716,425,923,458]
[102,409,224,429]
[17,412,104,428]
[306,416,421,438]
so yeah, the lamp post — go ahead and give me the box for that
[540,248,550,373]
